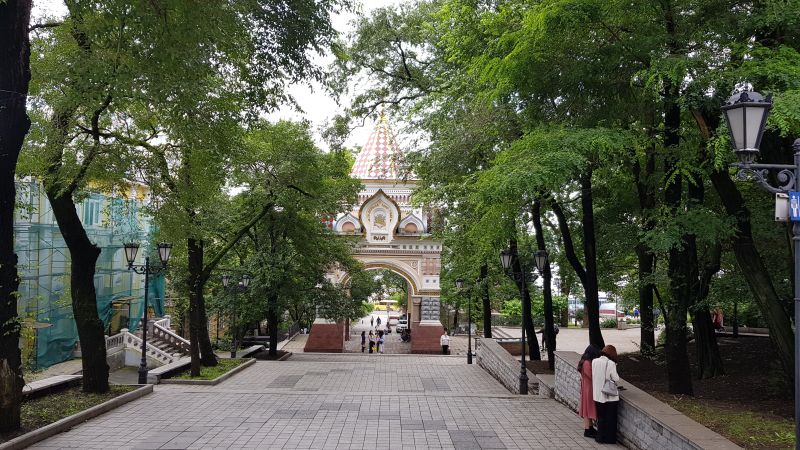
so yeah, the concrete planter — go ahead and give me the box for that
[160,358,256,386]
[0,384,153,450]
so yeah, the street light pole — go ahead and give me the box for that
[124,242,172,384]
[500,250,529,395]
[721,90,799,449]
[223,274,250,359]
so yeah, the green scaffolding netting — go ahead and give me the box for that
[15,181,166,370]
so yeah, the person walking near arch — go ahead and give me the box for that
[361,331,366,353]
[368,330,375,353]
[440,329,450,355]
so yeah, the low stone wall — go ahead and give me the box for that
[410,322,445,354]
[476,338,537,395]
[553,351,742,450]
[304,319,344,353]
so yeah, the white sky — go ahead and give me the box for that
[32,0,406,151]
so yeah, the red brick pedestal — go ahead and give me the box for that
[304,320,345,353]
[411,321,445,354]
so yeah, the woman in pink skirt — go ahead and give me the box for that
[578,344,601,437]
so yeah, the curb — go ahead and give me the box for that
[278,352,293,361]
[160,358,256,385]
[0,384,153,450]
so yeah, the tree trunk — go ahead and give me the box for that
[662,51,693,394]
[0,0,32,431]
[636,246,656,355]
[550,199,604,348]
[632,145,657,356]
[692,308,724,378]
[268,293,280,356]
[196,290,217,366]
[509,238,541,360]
[711,169,794,378]
[532,200,556,369]
[579,170,604,349]
[45,190,109,392]
[480,264,492,338]
[187,238,203,377]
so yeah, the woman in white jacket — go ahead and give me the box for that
[591,345,620,444]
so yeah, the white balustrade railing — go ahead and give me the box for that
[124,332,175,364]
[153,315,171,329]
[152,322,190,353]
[105,332,125,351]
[104,328,175,365]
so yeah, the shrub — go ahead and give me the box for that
[601,318,618,328]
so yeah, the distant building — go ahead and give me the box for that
[14,180,165,369]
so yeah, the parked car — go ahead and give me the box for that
[396,319,408,332]
[389,318,399,327]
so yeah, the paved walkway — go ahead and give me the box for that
[31,354,619,449]
[492,326,660,355]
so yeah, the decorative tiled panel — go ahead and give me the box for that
[420,297,440,321]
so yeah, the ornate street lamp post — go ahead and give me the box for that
[721,90,800,447]
[123,241,172,384]
[455,278,472,364]
[533,249,555,369]
[500,249,539,395]
[223,273,251,358]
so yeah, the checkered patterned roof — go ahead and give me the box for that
[351,113,404,180]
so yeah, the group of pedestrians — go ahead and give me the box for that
[360,329,385,354]
[578,344,621,444]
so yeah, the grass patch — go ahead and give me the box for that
[1,385,136,443]
[174,358,248,380]
[664,395,794,450]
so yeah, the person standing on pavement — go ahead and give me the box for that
[378,331,385,353]
[361,331,366,353]
[592,345,620,444]
[371,316,374,327]
[577,344,601,437]
[377,317,382,328]
[440,329,450,355]
[368,330,375,353]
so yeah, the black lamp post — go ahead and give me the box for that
[223,273,251,358]
[123,241,172,384]
[721,90,800,448]
[455,278,472,364]
[533,249,555,369]
[500,249,539,395]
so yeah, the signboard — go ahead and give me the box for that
[791,192,800,222]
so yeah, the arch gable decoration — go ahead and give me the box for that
[398,213,425,234]
[358,189,401,244]
[334,213,361,234]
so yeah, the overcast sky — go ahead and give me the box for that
[32,0,405,151]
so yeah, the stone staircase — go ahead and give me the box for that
[105,315,190,367]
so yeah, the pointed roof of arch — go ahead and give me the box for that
[351,111,405,180]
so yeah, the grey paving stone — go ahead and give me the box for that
[28,354,621,450]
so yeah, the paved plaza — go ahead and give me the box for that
[31,353,620,449]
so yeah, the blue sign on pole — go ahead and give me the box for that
[790,192,800,221]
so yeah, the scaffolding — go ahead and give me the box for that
[14,181,165,369]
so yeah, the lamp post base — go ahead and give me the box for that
[138,364,148,385]
[519,372,529,395]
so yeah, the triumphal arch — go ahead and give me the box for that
[304,114,445,353]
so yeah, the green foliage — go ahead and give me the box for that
[601,319,618,329]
